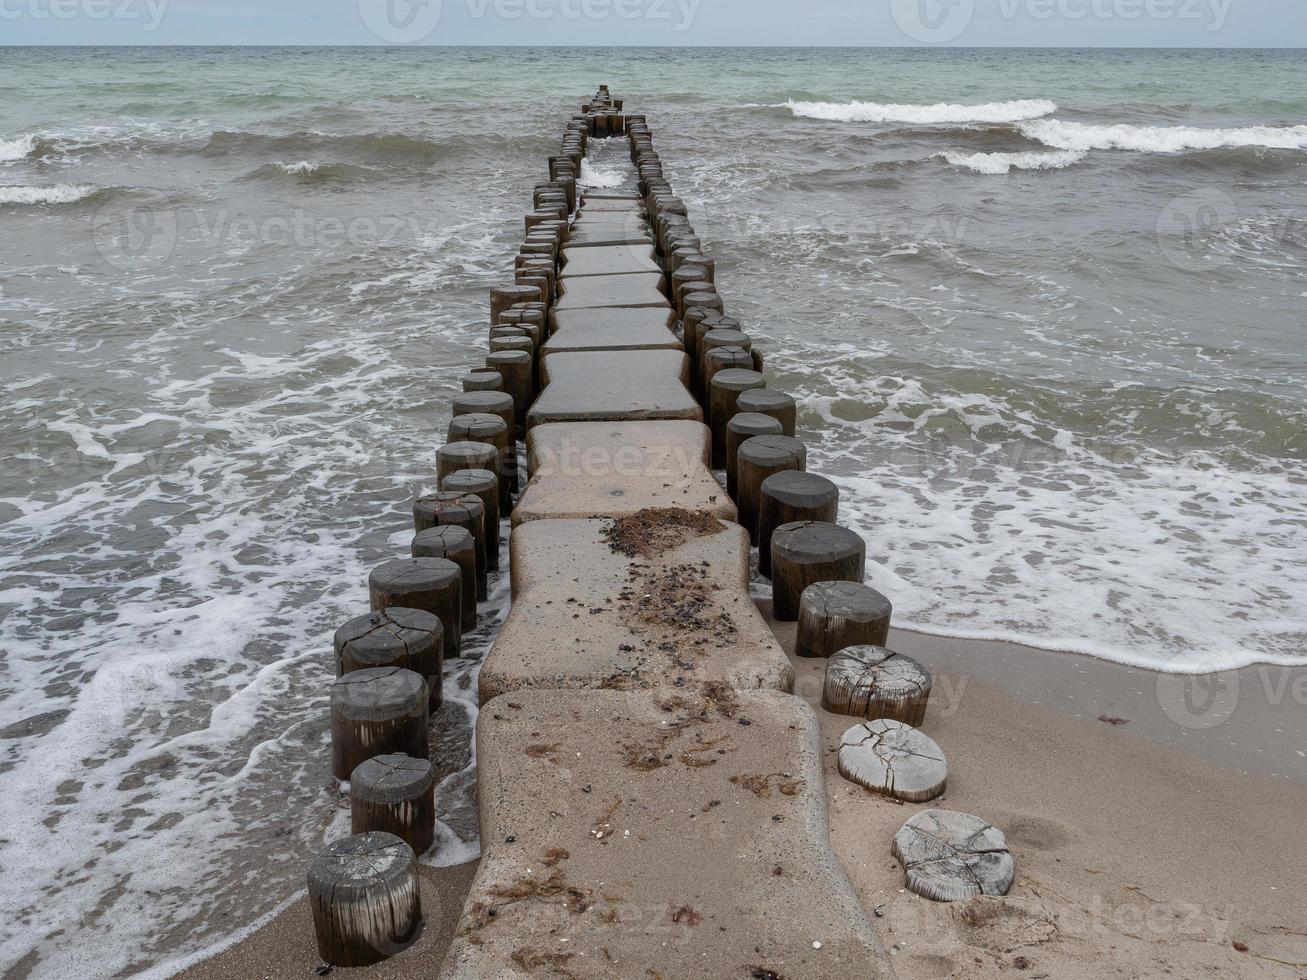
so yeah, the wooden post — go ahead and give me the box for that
[449,412,515,497]
[726,412,783,499]
[758,471,840,577]
[412,493,487,601]
[736,435,807,545]
[412,525,478,630]
[441,469,501,568]
[350,755,437,857]
[461,370,504,393]
[770,522,866,620]
[708,368,765,470]
[797,582,893,659]
[436,441,498,492]
[491,284,540,325]
[330,667,428,780]
[738,388,797,438]
[334,608,443,707]
[369,558,463,661]
[485,350,533,432]
[307,832,422,967]
[701,347,755,404]
[822,644,931,724]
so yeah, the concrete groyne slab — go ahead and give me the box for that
[478,517,793,700]
[552,271,669,312]
[441,688,890,980]
[559,243,661,278]
[543,306,679,353]
[513,420,735,525]
[527,349,701,427]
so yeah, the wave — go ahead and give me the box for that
[242,160,377,182]
[1019,119,1307,153]
[203,130,452,162]
[0,183,103,205]
[938,149,1088,175]
[578,158,626,189]
[1,134,40,162]
[782,98,1058,125]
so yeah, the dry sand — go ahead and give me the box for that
[179,614,1307,980]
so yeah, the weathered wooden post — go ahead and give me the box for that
[701,347,755,404]
[485,350,533,432]
[822,645,932,726]
[725,413,784,499]
[491,284,540,324]
[735,435,807,544]
[330,667,428,779]
[797,582,893,659]
[708,368,765,469]
[738,388,797,438]
[350,755,437,857]
[333,609,443,707]
[452,390,515,441]
[461,369,504,393]
[413,493,487,601]
[308,832,422,967]
[441,469,501,568]
[449,412,515,498]
[369,558,463,661]
[769,521,865,620]
[757,471,840,577]
[412,525,478,630]
[436,441,498,494]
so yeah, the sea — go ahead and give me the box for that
[1,45,1304,977]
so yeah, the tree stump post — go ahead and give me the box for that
[452,390,515,442]
[758,471,840,577]
[490,284,540,325]
[821,644,932,725]
[796,581,892,659]
[892,810,1015,902]
[736,436,807,544]
[708,368,766,469]
[441,469,501,569]
[334,609,443,708]
[700,347,754,406]
[738,388,797,438]
[485,350,533,432]
[769,521,864,620]
[330,668,429,780]
[413,493,487,601]
[350,755,437,857]
[412,526,478,630]
[449,412,515,498]
[308,832,422,967]
[369,558,463,661]
[726,412,784,499]
[462,369,504,393]
[436,441,498,493]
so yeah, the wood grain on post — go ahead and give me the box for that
[330,667,428,780]
[769,521,864,620]
[701,347,755,404]
[821,644,932,726]
[412,492,486,601]
[490,284,540,325]
[368,558,463,661]
[708,368,765,470]
[485,350,533,432]
[350,755,437,857]
[892,810,1014,902]
[738,388,797,438]
[681,289,723,319]
[838,720,947,803]
[441,469,500,569]
[758,471,840,577]
[461,370,504,393]
[736,435,807,545]
[797,581,892,659]
[307,832,422,967]
[333,608,443,707]
[436,441,497,492]
[725,412,783,499]
[452,390,515,443]
[449,412,514,497]
[411,525,478,629]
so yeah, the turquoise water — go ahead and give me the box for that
[1,46,1305,977]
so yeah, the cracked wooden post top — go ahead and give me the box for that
[333,608,442,709]
[350,755,437,858]
[329,668,428,780]
[797,581,893,659]
[892,809,1014,902]
[308,832,421,968]
[822,644,932,726]
[769,521,865,621]
[369,558,463,662]
[412,525,478,630]
[838,719,948,803]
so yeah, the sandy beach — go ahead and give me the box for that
[178,609,1307,980]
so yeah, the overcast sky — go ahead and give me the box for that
[2,0,1304,46]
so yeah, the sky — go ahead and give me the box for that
[0,0,1304,46]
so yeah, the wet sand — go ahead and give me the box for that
[177,617,1307,979]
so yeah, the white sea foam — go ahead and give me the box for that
[938,149,1088,174]
[578,157,625,188]
[275,159,320,175]
[0,134,38,161]
[1020,119,1307,153]
[0,183,97,205]
[783,98,1058,125]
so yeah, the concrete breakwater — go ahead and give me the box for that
[311,86,980,976]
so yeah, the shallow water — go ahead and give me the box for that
[1,45,1305,977]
